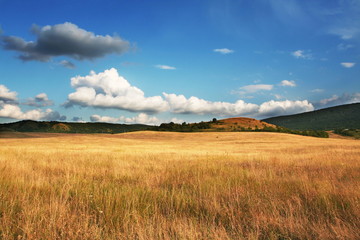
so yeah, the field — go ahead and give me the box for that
[0,131,360,240]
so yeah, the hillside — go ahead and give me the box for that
[211,117,277,131]
[0,120,154,134]
[262,103,360,130]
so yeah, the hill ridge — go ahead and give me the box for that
[262,102,360,130]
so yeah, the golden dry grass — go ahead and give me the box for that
[0,131,359,239]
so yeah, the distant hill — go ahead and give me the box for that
[262,103,360,130]
[210,117,277,131]
[0,120,155,134]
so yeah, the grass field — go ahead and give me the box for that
[0,131,359,239]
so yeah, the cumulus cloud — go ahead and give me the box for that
[1,22,130,62]
[163,93,259,116]
[90,113,184,125]
[280,80,296,87]
[0,84,17,103]
[155,65,176,70]
[90,113,161,125]
[65,68,169,113]
[315,93,360,108]
[163,93,313,118]
[340,62,355,68]
[291,50,312,59]
[60,60,75,69]
[0,103,65,121]
[0,85,65,121]
[64,68,313,118]
[213,48,234,54]
[258,100,314,117]
[23,93,53,107]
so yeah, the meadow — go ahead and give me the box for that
[0,131,359,240]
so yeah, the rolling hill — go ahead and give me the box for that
[0,120,155,134]
[262,103,360,130]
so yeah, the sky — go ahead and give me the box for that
[0,0,359,125]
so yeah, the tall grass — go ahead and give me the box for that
[0,132,359,239]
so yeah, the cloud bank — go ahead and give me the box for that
[0,85,65,121]
[65,68,314,119]
[1,22,130,62]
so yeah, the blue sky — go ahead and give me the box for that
[0,0,359,124]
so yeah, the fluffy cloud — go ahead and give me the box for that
[291,50,312,59]
[315,93,360,108]
[90,113,161,125]
[280,80,296,87]
[90,113,184,125]
[155,65,176,70]
[340,62,355,68]
[65,68,169,113]
[258,100,314,117]
[163,93,313,118]
[65,68,313,118]
[213,48,234,54]
[1,22,130,62]
[164,93,259,116]
[23,93,53,107]
[0,84,17,103]
[0,85,65,121]
[0,103,65,121]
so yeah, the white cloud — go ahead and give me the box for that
[258,100,314,117]
[64,68,314,119]
[0,84,17,102]
[0,103,64,121]
[239,84,273,93]
[90,113,181,125]
[280,80,296,87]
[65,68,169,113]
[291,50,312,59]
[163,93,259,116]
[213,48,234,54]
[23,93,53,107]
[155,65,176,70]
[340,62,355,68]
[0,86,64,121]
[163,93,312,118]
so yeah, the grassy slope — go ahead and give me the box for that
[1,132,359,239]
[262,102,360,130]
[0,120,154,133]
